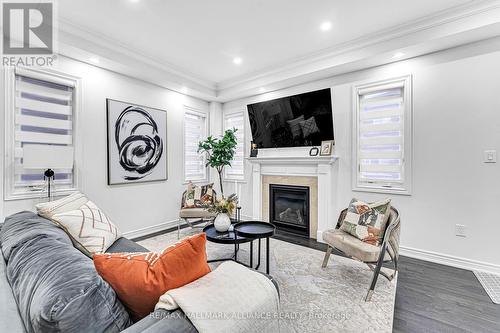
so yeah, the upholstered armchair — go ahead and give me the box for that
[321,207,401,301]
[178,188,217,239]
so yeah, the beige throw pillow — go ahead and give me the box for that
[51,200,121,255]
[36,191,89,219]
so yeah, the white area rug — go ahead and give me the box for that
[474,271,500,304]
[138,228,397,333]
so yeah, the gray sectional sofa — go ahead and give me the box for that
[0,211,276,333]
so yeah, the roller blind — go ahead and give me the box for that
[357,85,405,187]
[224,112,245,180]
[14,74,75,191]
[184,110,207,181]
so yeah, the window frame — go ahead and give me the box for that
[222,109,246,182]
[4,67,82,200]
[182,105,209,183]
[352,75,413,195]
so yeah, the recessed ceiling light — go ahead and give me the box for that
[233,57,242,65]
[181,86,188,94]
[392,52,405,59]
[89,56,99,64]
[129,0,140,3]
[320,21,332,32]
[259,87,266,93]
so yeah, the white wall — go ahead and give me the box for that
[0,56,209,236]
[222,37,500,271]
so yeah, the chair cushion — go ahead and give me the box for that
[179,207,216,219]
[182,182,214,208]
[339,198,391,246]
[93,233,211,321]
[323,229,390,263]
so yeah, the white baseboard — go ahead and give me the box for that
[400,246,500,275]
[122,219,181,239]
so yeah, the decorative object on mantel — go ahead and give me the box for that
[23,145,74,200]
[309,147,319,156]
[106,99,167,185]
[250,141,259,157]
[203,193,238,232]
[198,129,238,196]
[320,140,334,156]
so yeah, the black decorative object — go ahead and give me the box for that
[106,99,167,185]
[309,147,319,156]
[250,141,259,157]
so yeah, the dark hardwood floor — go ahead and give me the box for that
[273,230,500,333]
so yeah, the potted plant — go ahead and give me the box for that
[204,194,238,232]
[198,128,238,197]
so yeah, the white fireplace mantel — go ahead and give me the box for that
[246,154,339,242]
[247,155,338,165]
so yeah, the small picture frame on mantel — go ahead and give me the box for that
[320,140,334,156]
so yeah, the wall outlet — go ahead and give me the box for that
[484,150,497,163]
[455,224,466,237]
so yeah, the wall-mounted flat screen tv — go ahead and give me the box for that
[247,88,334,148]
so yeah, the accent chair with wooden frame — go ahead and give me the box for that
[321,206,401,301]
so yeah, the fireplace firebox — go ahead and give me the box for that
[269,184,310,237]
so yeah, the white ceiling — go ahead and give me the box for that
[58,0,475,84]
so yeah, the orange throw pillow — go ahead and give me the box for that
[93,233,211,320]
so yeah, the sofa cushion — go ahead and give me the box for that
[339,198,391,246]
[50,200,122,255]
[0,211,131,333]
[107,237,149,253]
[35,191,89,219]
[286,115,304,138]
[93,233,211,321]
[299,116,320,138]
[323,229,390,263]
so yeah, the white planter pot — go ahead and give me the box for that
[214,213,231,232]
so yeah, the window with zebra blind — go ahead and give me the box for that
[183,107,208,182]
[352,75,412,194]
[4,68,80,200]
[223,111,245,180]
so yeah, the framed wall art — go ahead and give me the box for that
[106,99,167,185]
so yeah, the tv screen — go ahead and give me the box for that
[247,88,334,148]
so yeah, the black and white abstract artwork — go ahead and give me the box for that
[106,99,167,185]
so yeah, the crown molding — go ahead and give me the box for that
[56,0,500,103]
[216,0,500,101]
[218,0,500,90]
[57,18,217,101]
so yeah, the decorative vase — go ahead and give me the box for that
[214,213,231,232]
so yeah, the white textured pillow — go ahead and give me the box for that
[51,200,121,255]
[36,191,89,219]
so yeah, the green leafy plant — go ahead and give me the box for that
[198,128,238,196]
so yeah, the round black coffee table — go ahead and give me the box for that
[234,221,276,274]
[202,223,251,263]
